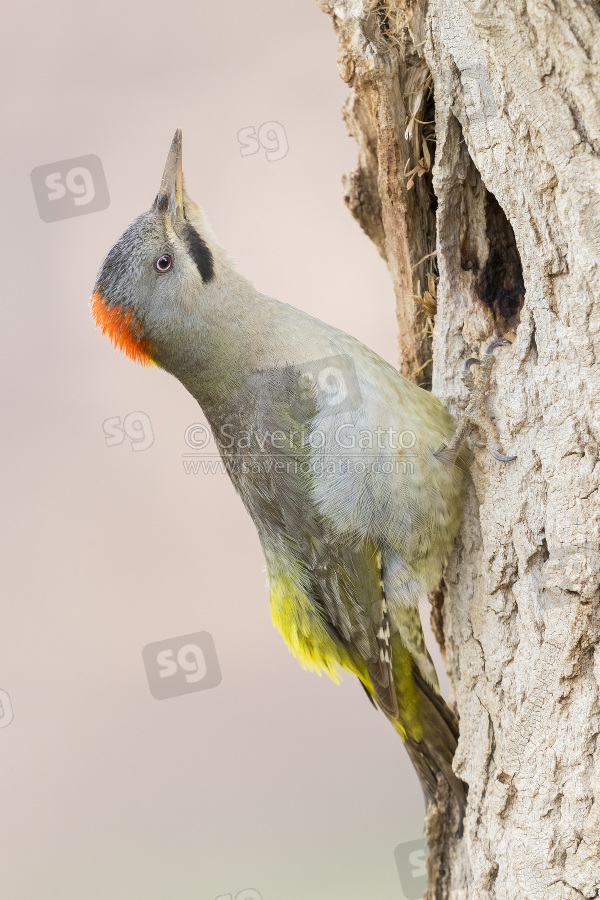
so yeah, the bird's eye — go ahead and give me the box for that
[155,254,173,273]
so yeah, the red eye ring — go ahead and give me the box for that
[155,254,173,273]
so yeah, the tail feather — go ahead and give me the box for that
[401,666,466,812]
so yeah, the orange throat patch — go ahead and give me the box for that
[91,290,153,366]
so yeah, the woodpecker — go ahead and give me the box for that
[91,130,514,811]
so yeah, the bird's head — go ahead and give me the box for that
[91,130,220,367]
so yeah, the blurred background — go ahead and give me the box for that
[2,1,446,897]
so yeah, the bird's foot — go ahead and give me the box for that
[438,338,516,463]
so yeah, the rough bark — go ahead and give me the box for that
[316,1,600,897]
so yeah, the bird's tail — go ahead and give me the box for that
[392,663,466,813]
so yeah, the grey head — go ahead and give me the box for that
[91,129,226,369]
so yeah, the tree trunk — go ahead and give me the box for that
[316,1,600,897]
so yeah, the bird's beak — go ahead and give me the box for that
[153,128,184,218]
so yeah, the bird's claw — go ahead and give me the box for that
[443,337,516,464]
[461,357,480,392]
[491,449,518,462]
[483,337,512,356]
